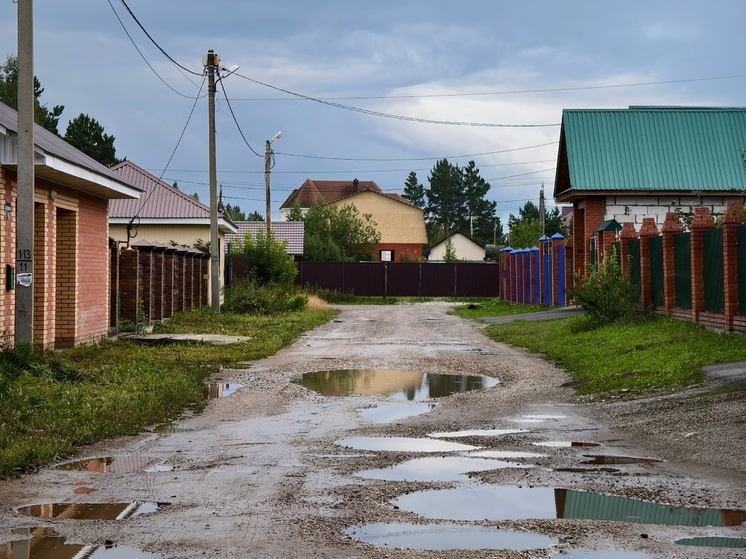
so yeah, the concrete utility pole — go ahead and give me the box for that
[204,50,220,312]
[16,0,35,344]
[264,131,281,234]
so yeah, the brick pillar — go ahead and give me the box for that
[639,218,659,310]
[136,245,154,324]
[110,239,119,329]
[163,247,176,319]
[619,222,637,275]
[573,202,585,276]
[201,254,210,308]
[119,248,140,325]
[722,201,743,330]
[689,207,716,323]
[152,245,165,321]
[185,251,195,310]
[661,212,685,312]
[530,247,540,304]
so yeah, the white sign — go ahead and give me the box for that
[17,273,32,287]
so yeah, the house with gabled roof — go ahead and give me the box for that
[428,232,486,262]
[0,101,140,348]
[109,160,236,306]
[554,107,746,274]
[279,178,383,218]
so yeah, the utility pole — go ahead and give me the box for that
[264,131,281,234]
[204,50,220,312]
[16,0,35,344]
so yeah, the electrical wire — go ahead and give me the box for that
[217,76,263,157]
[234,72,559,128]
[117,0,203,77]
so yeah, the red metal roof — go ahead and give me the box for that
[279,178,383,209]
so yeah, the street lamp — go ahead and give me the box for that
[265,131,282,234]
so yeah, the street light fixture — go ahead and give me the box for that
[265,131,282,234]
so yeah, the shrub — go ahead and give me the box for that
[568,246,641,329]
[222,279,307,315]
[237,228,297,288]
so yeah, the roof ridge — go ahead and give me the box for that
[112,161,212,212]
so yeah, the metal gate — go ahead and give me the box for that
[674,232,692,309]
[703,228,724,313]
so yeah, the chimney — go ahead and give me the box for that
[353,178,360,192]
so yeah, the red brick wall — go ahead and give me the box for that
[374,243,423,262]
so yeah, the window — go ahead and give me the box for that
[379,250,394,262]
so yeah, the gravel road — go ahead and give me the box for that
[1,303,744,558]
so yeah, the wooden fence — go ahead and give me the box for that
[110,239,210,331]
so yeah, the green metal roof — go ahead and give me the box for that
[554,108,746,201]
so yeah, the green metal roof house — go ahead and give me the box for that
[554,107,746,273]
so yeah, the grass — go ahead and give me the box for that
[0,306,336,478]
[453,298,545,319]
[483,315,746,394]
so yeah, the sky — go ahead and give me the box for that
[0,0,744,225]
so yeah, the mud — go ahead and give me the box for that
[1,303,744,558]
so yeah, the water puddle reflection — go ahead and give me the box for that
[346,522,559,551]
[359,402,436,423]
[393,486,746,526]
[205,382,243,399]
[556,551,656,558]
[335,436,479,453]
[675,536,746,548]
[152,421,194,433]
[428,429,527,438]
[533,441,600,448]
[294,370,498,399]
[57,456,172,473]
[1,527,164,558]
[355,456,531,482]
[16,502,161,520]
[583,455,662,465]
[471,450,548,459]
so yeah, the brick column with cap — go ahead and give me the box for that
[722,201,743,330]
[638,218,659,310]
[661,212,685,313]
[689,207,715,323]
[619,222,637,276]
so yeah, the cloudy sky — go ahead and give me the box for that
[1,1,744,223]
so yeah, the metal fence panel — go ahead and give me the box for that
[455,263,499,297]
[674,232,692,309]
[387,263,421,297]
[297,261,345,291]
[703,228,724,313]
[649,236,665,307]
[421,263,456,296]
[342,262,386,296]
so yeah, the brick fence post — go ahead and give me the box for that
[722,201,743,331]
[152,244,166,322]
[661,212,685,313]
[163,245,176,319]
[119,247,140,325]
[530,246,540,305]
[638,218,659,310]
[689,207,715,323]
[619,222,637,276]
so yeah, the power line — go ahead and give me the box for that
[217,76,263,157]
[234,72,560,128]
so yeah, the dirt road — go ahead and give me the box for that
[1,303,744,558]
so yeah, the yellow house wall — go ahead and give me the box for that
[329,191,427,244]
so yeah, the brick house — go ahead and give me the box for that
[0,101,140,348]
[554,107,746,275]
[108,161,236,306]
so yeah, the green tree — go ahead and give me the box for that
[443,238,457,263]
[403,171,425,208]
[236,228,297,288]
[300,202,381,261]
[0,54,64,135]
[245,211,264,221]
[64,113,121,167]
[507,198,565,248]
[460,161,500,247]
[508,218,542,249]
[426,159,463,239]
[224,204,247,222]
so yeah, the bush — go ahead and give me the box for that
[569,247,641,329]
[308,286,357,304]
[237,229,298,288]
[223,279,307,315]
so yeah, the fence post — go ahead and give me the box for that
[689,207,715,324]
[722,200,743,331]
[661,212,685,313]
[619,222,637,276]
[163,245,176,320]
[119,247,139,326]
[530,246,540,304]
[638,218,659,310]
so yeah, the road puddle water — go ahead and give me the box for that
[583,455,662,465]
[346,522,559,551]
[205,382,244,399]
[355,456,531,482]
[359,402,436,423]
[534,441,601,448]
[1,527,164,558]
[57,455,172,473]
[471,450,548,459]
[16,501,161,520]
[335,436,479,453]
[556,551,655,558]
[675,536,746,548]
[152,421,194,433]
[294,369,498,399]
[428,429,528,438]
[393,486,746,526]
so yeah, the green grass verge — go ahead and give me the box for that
[483,316,746,394]
[0,307,335,478]
[454,299,545,319]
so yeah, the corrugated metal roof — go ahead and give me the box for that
[554,108,746,201]
[279,178,383,209]
[225,221,304,256]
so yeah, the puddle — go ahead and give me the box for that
[359,402,436,423]
[471,450,548,459]
[393,486,746,526]
[205,382,244,399]
[294,369,498,399]
[533,441,601,448]
[335,436,479,453]
[583,455,662,465]
[522,414,567,419]
[556,551,656,558]
[152,421,194,433]
[1,527,165,558]
[675,536,746,548]
[57,456,172,473]
[355,456,531,482]
[346,522,559,551]
[555,467,622,474]
[510,418,546,423]
[428,429,527,438]
[16,502,161,520]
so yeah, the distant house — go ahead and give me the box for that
[226,221,305,259]
[0,101,140,348]
[554,107,746,274]
[108,161,237,306]
[428,232,485,262]
[279,178,427,261]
